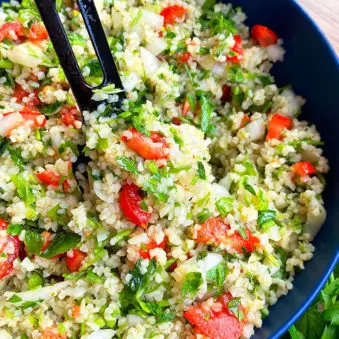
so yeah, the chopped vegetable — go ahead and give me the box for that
[266,113,292,141]
[119,184,152,229]
[251,24,279,47]
[160,5,188,26]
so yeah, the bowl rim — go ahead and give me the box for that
[271,1,339,337]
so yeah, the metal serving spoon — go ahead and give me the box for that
[34,0,126,188]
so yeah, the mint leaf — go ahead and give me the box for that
[182,272,203,297]
[116,156,140,174]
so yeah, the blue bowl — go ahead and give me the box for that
[1,0,339,338]
[226,0,339,338]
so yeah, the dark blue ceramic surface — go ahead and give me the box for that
[1,0,339,338]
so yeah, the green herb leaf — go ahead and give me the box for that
[11,174,36,205]
[25,230,44,256]
[40,102,63,116]
[200,93,214,134]
[258,210,277,227]
[216,197,234,217]
[206,262,226,292]
[228,298,244,321]
[116,156,140,174]
[202,0,216,11]
[197,161,206,180]
[322,303,339,325]
[40,233,81,259]
[7,223,24,236]
[289,325,306,339]
[182,272,203,297]
[197,208,211,224]
[321,278,339,310]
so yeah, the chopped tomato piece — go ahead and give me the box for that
[266,113,292,141]
[20,111,46,128]
[119,184,152,229]
[41,326,67,339]
[121,128,169,161]
[221,85,231,102]
[28,22,49,41]
[182,99,191,116]
[36,170,61,187]
[292,161,316,177]
[66,249,87,273]
[196,218,259,253]
[71,305,81,318]
[251,25,279,47]
[227,35,244,63]
[139,238,166,259]
[63,179,73,193]
[160,5,188,26]
[14,85,41,108]
[178,52,192,64]
[0,219,20,280]
[240,114,251,128]
[172,117,182,125]
[0,22,24,42]
[184,293,244,339]
[61,106,81,127]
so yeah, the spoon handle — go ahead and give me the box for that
[35,0,126,112]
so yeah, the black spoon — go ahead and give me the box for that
[34,0,126,188]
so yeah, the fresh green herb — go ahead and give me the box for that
[228,298,244,321]
[187,93,197,111]
[206,262,227,292]
[24,230,44,256]
[93,84,124,95]
[116,156,140,174]
[216,197,234,217]
[0,59,14,68]
[184,64,196,86]
[11,174,36,205]
[289,325,306,339]
[197,161,206,180]
[40,233,81,259]
[202,0,216,11]
[47,204,69,225]
[28,271,44,290]
[140,201,148,212]
[86,59,103,78]
[200,93,214,134]
[243,179,256,196]
[197,208,211,224]
[67,32,87,46]
[146,160,159,174]
[7,223,24,236]
[9,294,22,303]
[7,145,25,171]
[40,101,63,116]
[182,272,203,297]
[111,229,134,246]
[258,210,277,227]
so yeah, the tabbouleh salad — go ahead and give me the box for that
[0,0,329,338]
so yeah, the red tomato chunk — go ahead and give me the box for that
[160,5,188,26]
[266,113,292,141]
[139,238,166,259]
[0,22,24,42]
[36,170,61,187]
[184,293,244,339]
[28,22,49,42]
[251,25,279,47]
[227,35,244,63]
[0,219,20,280]
[66,249,87,272]
[292,161,316,177]
[121,128,169,161]
[196,218,260,253]
[119,184,151,229]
